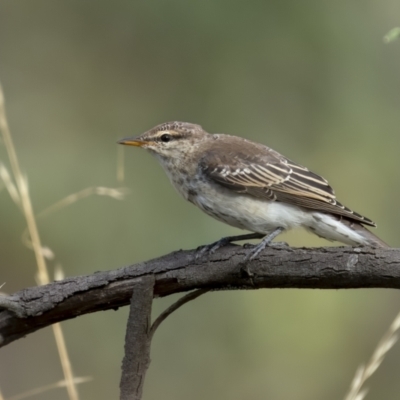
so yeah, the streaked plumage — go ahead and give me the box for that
[119,121,388,251]
[199,137,376,227]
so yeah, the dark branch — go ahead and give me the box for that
[1,245,399,348]
[120,275,154,400]
[150,289,209,339]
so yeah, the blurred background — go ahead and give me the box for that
[0,1,400,399]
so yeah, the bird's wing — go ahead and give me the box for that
[199,139,376,227]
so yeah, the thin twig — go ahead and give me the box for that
[150,289,209,339]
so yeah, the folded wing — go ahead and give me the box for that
[199,138,376,227]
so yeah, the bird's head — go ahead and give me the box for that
[118,121,209,159]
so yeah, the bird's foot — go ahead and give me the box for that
[239,227,284,274]
[195,237,232,260]
[195,233,265,260]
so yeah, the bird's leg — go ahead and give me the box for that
[196,232,264,259]
[241,227,285,276]
[244,227,284,261]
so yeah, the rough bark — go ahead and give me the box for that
[0,245,399,348]
[119,276,154,400]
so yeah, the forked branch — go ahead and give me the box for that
[0,245,399,348]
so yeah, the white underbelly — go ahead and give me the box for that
[192,188,312,234]
[191,185,367,246]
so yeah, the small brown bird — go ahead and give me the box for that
[119,121,388,260]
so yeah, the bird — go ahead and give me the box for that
[118,121,388,261]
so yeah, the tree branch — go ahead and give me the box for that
[149,288,209,339]
[0,245,399,348]
[119,275,154,400]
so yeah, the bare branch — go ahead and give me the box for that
[120,275,154,400]
[150,289,209,339]
[1,245,399,348]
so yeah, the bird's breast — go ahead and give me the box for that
[156,156,196,201]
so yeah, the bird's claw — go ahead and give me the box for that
[195,239,229,260]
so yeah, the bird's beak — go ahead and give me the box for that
[118,137,147,147]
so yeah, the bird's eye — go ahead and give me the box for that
[160,134,171,143]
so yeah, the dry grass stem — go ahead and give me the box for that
[0,86,24,196]
[21,231,55,260]
[0,83,79,400]
[6,377,92,400]
[36,186,129,219]
[21,186,128,254]
[0,163,21,206]
[0,87,50,283]
[344,311,400,400]
[51,323,80,400]
[117,145,125,183]
[16,174,50,284]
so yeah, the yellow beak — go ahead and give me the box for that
[118,138,147,147]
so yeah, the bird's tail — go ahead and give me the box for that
[342,219,390,248]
